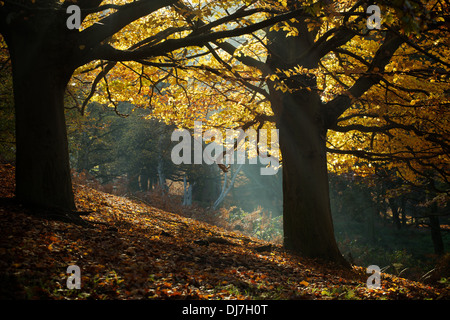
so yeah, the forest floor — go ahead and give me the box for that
[0,163,448,300]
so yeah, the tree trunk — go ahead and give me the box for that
[127,173,140,193]
[213,163,243,210]
[429,201,445,256]
[400,197,407,227]
[368,206,376,242]
[389,198,401,230]
[429,215,444,256]
[182,175,194,206]
[157,134,167,192]
[139,171,149,191]
[274,92,348,266]
[7,30,76,211]
[265,22,348,266]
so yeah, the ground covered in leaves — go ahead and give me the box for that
[0,164,448,300]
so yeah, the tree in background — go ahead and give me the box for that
[67,102,229,210]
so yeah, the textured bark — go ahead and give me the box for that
[270,88,348,265]
[6,17,76,211]
[266,23,348,266]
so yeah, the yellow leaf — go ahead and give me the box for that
[300,280,309,286]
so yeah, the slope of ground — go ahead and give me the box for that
[0,164,448,300]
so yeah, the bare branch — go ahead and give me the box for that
[80,61,117,115]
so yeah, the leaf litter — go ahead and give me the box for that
[0,164,448,300]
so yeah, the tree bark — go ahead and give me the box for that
[389,198,402,230]
[400,197,407,227]
[429,201,445,256]
[271,90,348,266]
[265,22,349,266]
[6,26,76,211]
[429,215,444,256]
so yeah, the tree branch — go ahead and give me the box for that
[323,32,404,128]
[330,123,398,134]
[326,146,444,161]
[79,0,178,50]
[80,61,117,116]
[87,8,306,63]
[172,1,299,73]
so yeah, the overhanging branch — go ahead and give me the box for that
[87,8,307,63]
[79,0,178,50]
[323,32,404,128]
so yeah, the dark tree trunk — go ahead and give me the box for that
[429,215,444,256]
[127,173,140,193]
[272,91,348,266]
[389,198,401,230]
[429,202,445,256]
[265,21,348,266]
[400,197,407,227]
[6,24,76,211]
[139,172,149,191]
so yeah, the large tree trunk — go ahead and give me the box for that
[272,90,348,266]
[7,29,76,211]
[266,22,348,266]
